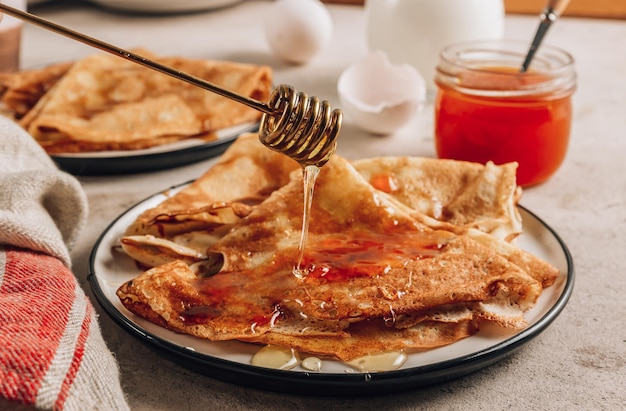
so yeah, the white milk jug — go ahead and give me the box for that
[364,0,505,95]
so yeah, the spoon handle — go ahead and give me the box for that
[546,0,572,16]
[520,0,572,72]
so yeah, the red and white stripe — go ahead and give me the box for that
[0,247,129,411]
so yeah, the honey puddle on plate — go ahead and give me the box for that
[251,345,300,370]
[251,345,408,373]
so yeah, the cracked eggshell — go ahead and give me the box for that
[264,0,333,65]
[337,51,426,135]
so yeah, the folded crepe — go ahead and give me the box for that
[120,134,523,268]
[8,50,272,153]
[124,133,299,238]
[352,157,522,242]
[0,61,73,118]
[116,135,560,361]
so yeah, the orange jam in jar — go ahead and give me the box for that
[434,40,576,186]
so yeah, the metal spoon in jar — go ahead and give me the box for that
[520,0,572,72]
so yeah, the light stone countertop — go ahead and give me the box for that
[21,1,626,409]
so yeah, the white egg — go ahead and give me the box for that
[264,0,333,64]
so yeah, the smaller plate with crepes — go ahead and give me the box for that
[0,50,272,175]
[88,134,574,395]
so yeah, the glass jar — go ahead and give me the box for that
[434,40,576,187]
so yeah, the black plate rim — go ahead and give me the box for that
[88,191,575,396]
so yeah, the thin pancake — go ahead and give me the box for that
[241,318,479,362]
[125,133,299,239]
[352,157,522,242]
[117,155,555,360]
[20,51,272,153]
[0,61,73,119]
[207,156,546,324]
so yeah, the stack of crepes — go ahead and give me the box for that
[0,50,272,153]
[116,133,559,362]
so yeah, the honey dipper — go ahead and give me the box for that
[0,4,342,167]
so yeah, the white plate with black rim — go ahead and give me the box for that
[52,121,257,175]
[85,0,244,14]
[88,181,574,395]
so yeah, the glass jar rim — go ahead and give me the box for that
[436,39,576,98]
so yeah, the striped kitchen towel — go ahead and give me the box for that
[0,116,129,411]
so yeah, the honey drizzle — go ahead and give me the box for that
[293,164,320,279]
